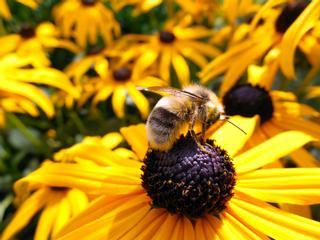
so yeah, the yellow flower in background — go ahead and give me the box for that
[0,0,41,19]
[79,58,165,119]
[0,54,79,122]
[200,0,320,95]
[53,0,120,48]
[175,0,259,24]
[53,132,136,166]
[1,177,89,240]
[110,0,163,14]
[118,16,220,86]
[218,67,320,168]
[1,132,130,240]
[175,0,218,23]
[51,45,111,108]
[28,124,320,240]
[0,22,79,67]
[64,45,109,83]
[221,0,260,25]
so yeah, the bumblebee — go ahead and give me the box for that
[141,85,226,151]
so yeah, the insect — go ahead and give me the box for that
[140,85,239,151]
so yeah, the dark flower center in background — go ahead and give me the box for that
[87,45,104,55]
[113,67,132,81]
[159,31,176,43]
[81,0,97,6]
[141,133,235,218]
[19,25,36,39]
[50,186,69,192]
[223,84,274,124]
[275,1,308,33]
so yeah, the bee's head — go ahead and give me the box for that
[204,100,225,126]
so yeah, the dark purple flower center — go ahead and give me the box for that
[112,67,132,81]
[141,132,235,218]
[81,0,97,6]
[19,25,35,39]
[275,1,308,33]
[223,84,274,124]
[87,45,104,55]
[159,31,176,43]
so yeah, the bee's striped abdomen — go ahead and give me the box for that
[147,107,182,150]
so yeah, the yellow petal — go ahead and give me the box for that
[112,87,127,118]
[120,124,148,160]
[280,0,320,79]
[1,188,51,240]
[0,35,20,55]
[171,51,190,86]
[176,42,208,67]
[93,84,114,105]
[0,0,11,19]
[17,0,38,9]
[94,58,109,79]
[273,114,320,140]
[66,188,89,216]
[279,204,311,218]
[101,132,123,149]
[228,193,320,240]
[52,196,72,236]
[0,78,54,117]
[152,213,179,240]
[234,131,315,174]
[182,217,195,240]
[133,50,158,77]
[34,196,58,240]
[127,82,150,119]
[131,210,168,239]
[10,68,79,98]
[290,148,320,168]
[237,168,320,204]
[159,48,172,82]
[120,209,166,239]
[209,116,258,157]
[220,211,269,240]
[56,193,149,240]
[220,35,275,95]
[307,86,320,99]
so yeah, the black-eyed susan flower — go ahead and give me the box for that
[200,0,320,95]
[29,123,320,240]
[220,67,320,168]
[221,0,260,25]
[1,168,89,240]
[175,0,218,23]
[53,132,138,166]
[0,0,41,19]
[0,54,79,121]
[110,0,163,14]
[53,0,120,48]
[64,45,109,83]
[118,16,220,86]
[75,56,165,119]
[1,131,129,240]
[0,22,79,67]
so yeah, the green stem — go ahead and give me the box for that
[70,112,87,134]
[298,66,319,95]
[6,113,44,150]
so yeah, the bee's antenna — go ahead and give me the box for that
[220,115,247,135]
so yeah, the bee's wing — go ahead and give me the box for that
[138,86,205,101]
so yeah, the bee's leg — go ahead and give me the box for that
[200,122,207,143]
